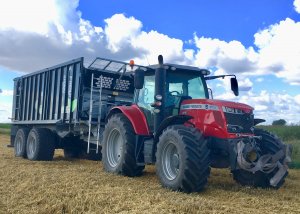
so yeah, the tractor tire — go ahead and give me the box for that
[102,113,144,177]
[156,125,210,193]
[26,128,55,161]
[232,128,287,189]
[14,128,30,158]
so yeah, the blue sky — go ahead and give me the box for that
[78,0,298,47]
[0,0,300,124]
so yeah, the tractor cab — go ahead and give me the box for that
[133,56,239,135]
[134,64,210,132]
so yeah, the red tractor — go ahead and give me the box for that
[102,55,292,193]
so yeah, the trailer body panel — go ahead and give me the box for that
[12,58,83,125]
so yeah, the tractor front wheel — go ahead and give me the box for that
[156,125,210,193]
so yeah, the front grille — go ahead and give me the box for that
[224,112,254,133]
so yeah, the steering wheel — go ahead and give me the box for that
[169,91,181,96]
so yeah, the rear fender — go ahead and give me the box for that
[107,105,150,135]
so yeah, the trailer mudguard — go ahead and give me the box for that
[108,105,151,135]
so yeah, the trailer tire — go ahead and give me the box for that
[14,128,30,158]
[232,128,287,189]
[102,113,144,177]
[26,128,55,161]
[156,125,210,193]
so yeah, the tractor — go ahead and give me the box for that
[102,55,292,193]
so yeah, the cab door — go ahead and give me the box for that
[135,75,155,132]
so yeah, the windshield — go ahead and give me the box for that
[167,71,208,99]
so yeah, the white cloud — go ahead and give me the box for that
[0,1,194,72]
[0,0,59,34]
[254,18,300,85]
[0,90,13,96]
[218,90,300,124]
[104,14,142,52]
[238,78,253,91]
[295,94,300,105]
[255,77,264,82]
[193,18,300,85]
[294,0,300,13]
[0,102,12,123]
[193,37,259,74]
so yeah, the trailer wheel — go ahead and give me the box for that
[102,113,144,176]
[232,128,287,188]
[26,128,55,161]
[156,125,210,193]
[14,128,30,158]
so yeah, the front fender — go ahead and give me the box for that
[154,115,193,142]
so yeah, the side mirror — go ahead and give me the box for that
[134,69,145,89]
[230,77,239,96]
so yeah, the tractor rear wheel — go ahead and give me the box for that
[14,128,30,158]
[156,125,210,193]
[26,128,55,161]
[102,113,144,177]
[232,128,288,189]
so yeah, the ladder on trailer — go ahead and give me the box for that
[87,73,103,154]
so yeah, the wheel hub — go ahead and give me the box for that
[15,136,22,154]
[27,135,36,158]
[106,128,123,168]
[161,141,180,181]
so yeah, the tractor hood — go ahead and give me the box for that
[181,99,254,113]
[180,98,255,139]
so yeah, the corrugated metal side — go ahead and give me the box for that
[12,58,83,124]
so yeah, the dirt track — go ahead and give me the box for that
[0,134,299,214]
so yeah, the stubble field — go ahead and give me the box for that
[0,134,300,214]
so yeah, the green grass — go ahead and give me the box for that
[258,125,300,141]
[257,126,300,169]
[0,124,11,135]
[0,123,11,129]
[286,140,300,169]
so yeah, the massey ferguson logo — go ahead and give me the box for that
[181,104,219,111]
